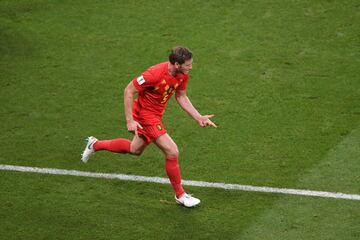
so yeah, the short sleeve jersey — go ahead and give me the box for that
[132,62,189,125]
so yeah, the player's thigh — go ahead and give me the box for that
[130,135,148,155]
[154,133,179,157]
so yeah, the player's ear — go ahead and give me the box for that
[174,62,180,69]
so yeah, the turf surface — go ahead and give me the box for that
[1,0,359,239]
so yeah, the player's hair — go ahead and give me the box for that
[169,46,193,65]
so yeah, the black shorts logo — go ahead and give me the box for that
[156,124,162,131]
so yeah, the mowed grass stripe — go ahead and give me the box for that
[1,164,359,201]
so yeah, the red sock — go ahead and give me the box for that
[165,156,185,198]
[93,138,131,153]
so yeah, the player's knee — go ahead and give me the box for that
[130,148,143,156]
[166,146,179,158]
[130,138,148,156]
[130,145,144,156]
[132,150,143,156]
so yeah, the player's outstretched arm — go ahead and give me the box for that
[175,90,217,128]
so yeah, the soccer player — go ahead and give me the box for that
[81,46,217,207]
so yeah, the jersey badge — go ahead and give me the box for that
[137,75,145,85]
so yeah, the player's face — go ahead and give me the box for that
[177,59,193,74]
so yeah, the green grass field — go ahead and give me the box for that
[1,0,359,239]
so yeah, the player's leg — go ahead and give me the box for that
[154,133,183,195]
[81,134,148,163]
[93,134,147,155]
[129,134,148,156]
[93,138,131,153]
[154,133,179,158]
[154,133,200,207]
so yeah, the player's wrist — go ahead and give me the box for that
[194,114,202,122]
[126,118,134,123]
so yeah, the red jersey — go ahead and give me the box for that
[132,62,189,125]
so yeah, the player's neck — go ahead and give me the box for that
[168,62,178,77]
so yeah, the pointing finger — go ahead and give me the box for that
[209,121,217,128]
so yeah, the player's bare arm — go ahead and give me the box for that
[124,81,143,135]
[175,90,217,128]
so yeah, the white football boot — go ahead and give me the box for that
[81,136,98,163]
[175,193,201,208]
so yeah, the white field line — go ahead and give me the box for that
[1,164,360,201]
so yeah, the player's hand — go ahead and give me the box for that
[127,120,143,136]
[197,114,217,128]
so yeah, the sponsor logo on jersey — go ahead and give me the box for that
[137,75,145,85]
